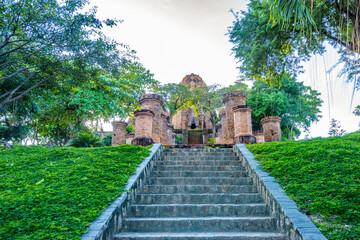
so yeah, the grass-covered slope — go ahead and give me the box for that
[247,132,360,240]
[0,145,150,240]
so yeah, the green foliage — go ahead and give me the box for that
[228,1,324,84]
[69,133,103,148]
[0,0,157,143]
[0,144,150,239]
[155,83,192,118]
[126,123,135,134]
[247,75,322,139]
[247,132,360,239]
[353,105,360,116]
[102,135,112,146]
[175,136,182,142]
[209,137,216,144]
[230,0,360,88]
[328,118,346,137]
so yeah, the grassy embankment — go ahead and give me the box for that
[247,132,360,240]
[0,145,150,240]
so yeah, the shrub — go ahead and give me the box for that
[69,132,103,147]
[103,134,112,146]
[126,123,135,134]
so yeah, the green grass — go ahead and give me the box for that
[0,144,150,240]
[247,132,360,240]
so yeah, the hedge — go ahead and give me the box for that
[0,144,150,239]
[247,132,360,240]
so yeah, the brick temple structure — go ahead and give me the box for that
[111,73,282,146]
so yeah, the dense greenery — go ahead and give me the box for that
[0,0,157,144]
[0,144,150,239]
[247,76,322,139]
[247,132,360,239]
[229,0,360,89]
[69,132,103,148]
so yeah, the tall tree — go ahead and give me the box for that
[0,0,157,143]
[247,74,323,139]
[229,0,360,89]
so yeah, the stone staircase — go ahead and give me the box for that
[114,148,287,240]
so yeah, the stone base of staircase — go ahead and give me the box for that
[115,148,287,240]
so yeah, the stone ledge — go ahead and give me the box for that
[81,144,164,240]
[233,144,327,240]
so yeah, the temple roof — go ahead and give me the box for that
[181,73,206,88]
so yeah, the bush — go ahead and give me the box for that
[0,144,150,239]
[126,123,135,134]
[69,132,103,148]
[247,132,360,239]
[103,134,112,146]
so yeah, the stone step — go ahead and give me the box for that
[121,216,278,232]
[162,153,236,157]
[130,203,268,217]
[114,232,287,240]
[153,165,245,171]
[159,158,239,162]
[136,193,263,204]
[151,170,248,178]
[141,185,258,194]
[163,149,233,153]
[148,177,253,185]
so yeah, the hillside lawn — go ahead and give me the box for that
[247,132,360,240]
[0,145,150,240]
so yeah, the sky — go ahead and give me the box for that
[90,0,360,138]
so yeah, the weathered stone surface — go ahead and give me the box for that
[125,133,135,144]
[111,121,127,146]
[139,94,163,144]
[160,111,169,145]
[261,116,282,142]
[232,105,254,144]
[253,131,265,143]
[131,136,154,147]
[223,91,247,144]
[233,135,257,144]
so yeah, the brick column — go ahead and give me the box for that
[131,109,155,146]
[167,123,174,145]
[222,91,247,144]
[160,111,169,145]
[232,105,256,144]
[180,110,188,130]
[111,121,127,146]
[139,94,163,144]
[218,109,226,144]
[253,131,265,143]
[261,116,282,142]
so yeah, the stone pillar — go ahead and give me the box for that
[182,129,188,144]
[160,111,169,145]
[261,116,282,142]
[203,129,209,144]
[131,109,155,146]
[215,123,223,144]
[181,110,188,130]
[111,121,127,146]
[253,131,265,143]
[139,94,163,144]
[222,91,247,144]
[167,123,174,145]
[218,109,226,144]
[232,105,256,144]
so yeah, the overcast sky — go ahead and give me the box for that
[90,0,360,138]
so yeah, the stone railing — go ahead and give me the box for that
[233,144,327,240]
[81,144,164,240]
